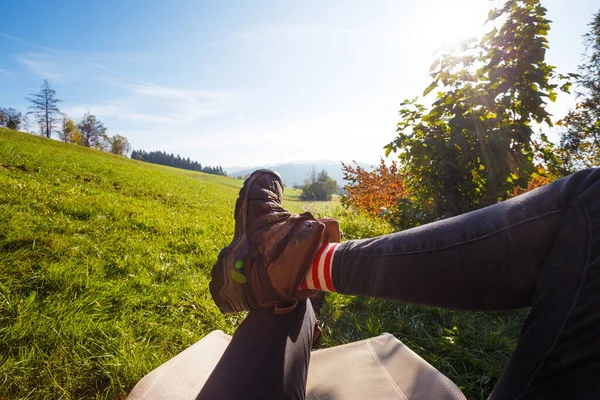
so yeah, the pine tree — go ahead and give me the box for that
[26,80,62,138]
[129,149,226,176]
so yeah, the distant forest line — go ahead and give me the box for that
[131,149,227,176]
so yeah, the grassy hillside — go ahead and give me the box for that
[1,128,244,398]
[1,128,524,399]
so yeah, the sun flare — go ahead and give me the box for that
[420,0,493,49]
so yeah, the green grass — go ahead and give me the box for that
[0,128,525,399]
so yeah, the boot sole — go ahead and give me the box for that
[210,169,283,313]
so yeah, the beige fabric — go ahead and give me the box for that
[127,331,231,400]
[306,333,465,400]
[127,331,465,400]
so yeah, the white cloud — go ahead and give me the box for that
[124,84,241,123]
[0,69,11,76]
[62,83,241,126]
[128,85,234,102]
[61,103,126,119]
[17,53,75,82]
[13,47,243,130]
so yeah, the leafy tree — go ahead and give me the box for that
[0,108,22,130]
[300,168,338,201]
[59,117,82,144]
[385,0,563,223]
[78,113,107,149]
[341,159,406,216]
[558,10,600,169]
[108,134,131,156]
[27,80,61,138]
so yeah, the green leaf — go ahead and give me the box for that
[487,9,500,21]
[481,27,498,44]
[559,82,572,94]
[423,81,438,97]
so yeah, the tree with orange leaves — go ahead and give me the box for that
[510,170,553,197]
[341,159,406,217]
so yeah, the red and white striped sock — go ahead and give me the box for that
[299,242,339,292]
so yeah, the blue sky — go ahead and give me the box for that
[1,1,598,168]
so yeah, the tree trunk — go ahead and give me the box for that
[45,98,50,138]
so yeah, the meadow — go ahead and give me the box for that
[0,128,525,399]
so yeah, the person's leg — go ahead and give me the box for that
[332,168,599,310]
[490,170,600,399]
[196,300,315,400]
[330,168,600,398]
[206,168,600,399]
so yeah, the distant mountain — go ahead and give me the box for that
[224,166,252,175]
[225,160,374,188]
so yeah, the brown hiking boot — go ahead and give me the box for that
[210,169,340,314]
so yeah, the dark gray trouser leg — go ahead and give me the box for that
[196,300,315,400]
[332,168,600,399]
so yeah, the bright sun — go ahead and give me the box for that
[421,0,493,49]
